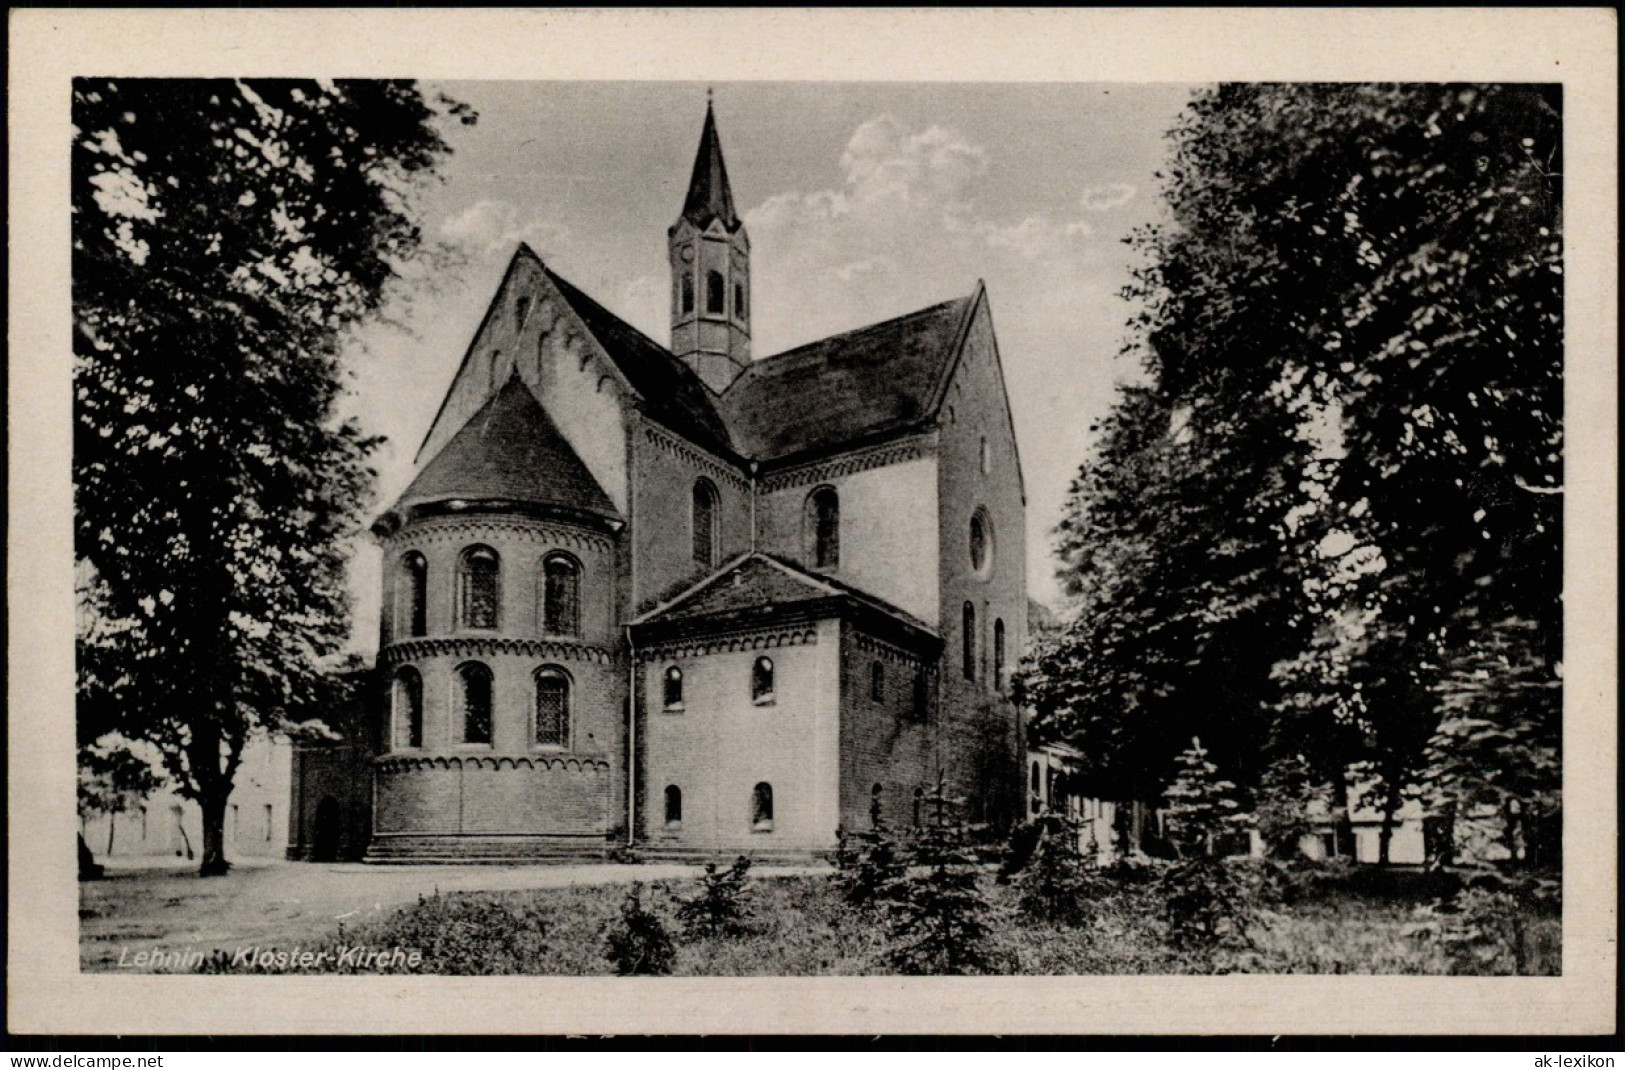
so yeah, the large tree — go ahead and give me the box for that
[1023,85,1562,863]
[73,79,472,875]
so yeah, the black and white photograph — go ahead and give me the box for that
[9,8,1616,1038]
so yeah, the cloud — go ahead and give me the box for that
[742,116,1103,352]
[1079,182,1137,211]
[439,199,570,257]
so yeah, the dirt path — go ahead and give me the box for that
[81,857,826,971]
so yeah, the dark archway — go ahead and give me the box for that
[311,797,342,862]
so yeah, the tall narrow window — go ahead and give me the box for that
[734,281,747,318]
[969,508,993,576]
[393,668,424,750]
[458,546,500,630]
[912,787,924,827]
[457,662,494,745]
[541,554,581,637]
[515,296,531,328]
[962,602,977,681]
[664,786,683,827]
[263,804,274,842]
[805,486,840,570]
[994,618,1006,692]
[534,667,570,749]
[980,436,991,475]
[870,661,885,703]
[752,782,774,830]
[681,273,694,314]
[400,552,428,637]
[912,671,928,721]
[751,656,775,705]
[706,270,725,314]
[663,666,684,711]
[691,479,718,568]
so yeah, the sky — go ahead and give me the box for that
[341,81,1197,648]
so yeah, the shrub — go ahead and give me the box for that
[603,883,675,975]
[675,856,755,938]
[1015,813,1100,928]
[883,782,997,975]
[1157,857,1262,960]
[1410,873,1560,975]
[832,805,908,910]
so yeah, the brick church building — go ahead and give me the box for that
[290,103,1028,862]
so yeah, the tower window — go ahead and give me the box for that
[533,667,570,749]
[752,782,774,830]
[393,668,423,750]
[970,508,994,576]
[706,270,725,314]
[870,661,885,703]
[962,602,977,681]
[751,656,775,705]
[681,273,694,315]
[994,618,1006,692]
[912,671,929,721]
[663,665,684,711]
[541,553,581,637]
[734,280,747,318]
[691,479,719,568]
[456,662,494,746]
[805,486,840,570]
[664,785,683,828]
[980,436,991,475]
[458,546,500,630]
[516,296,531,328]
[400,552,428,638]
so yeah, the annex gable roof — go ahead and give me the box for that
[630,552,938,646]
[719,285,982,465]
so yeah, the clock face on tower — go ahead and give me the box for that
[679,244,695,263]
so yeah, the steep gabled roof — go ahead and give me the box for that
[536,257,735,456]
[678,102,741,233]
[631,552,937,643]
[719,289,978,464]
[391,374,617,520]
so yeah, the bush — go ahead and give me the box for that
[883,783,998,975]
[832,808,908,910]
[1157,857,1262,959]
[1014,813,1101,928]
[675,856,755,937]
[603,883,675,975]
[1409,872,1561,975]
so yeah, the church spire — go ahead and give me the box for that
[681,97,741,232]
[669,96,751,392]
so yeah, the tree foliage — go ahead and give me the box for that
[1023,84,1562,865]
[73,78,471,874]
[882,781,997,975]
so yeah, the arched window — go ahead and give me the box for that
[400,552,428,638]
[541,554,581,637]
[664,785,683,827]
[533,667,570,749]
[680,272,694,315]
[734,280,747,318]
[994,618,1006,692]
[691,479,718,568]
[663,665,684,711]
[980,435,991,475]
[870,661,885,703]
[392,668,423,750]
[458,545,500,630]
[912,671,928,721]
[456,662,494,746]
[751,656,775,705]
[515,296,531,328]
[805,486,839,570]
[962,602,977,681]
[706,270,725,314]
[913,786,925,827]
[970,508,993,576]
[752,782,774,830]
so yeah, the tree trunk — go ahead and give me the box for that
[198,785,231,877]
[1334,765,1357,860]
[1377,781,1402,868]
[106,811,117,856]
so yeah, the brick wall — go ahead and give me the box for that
[837,622,938,834]
[629,417,751,613]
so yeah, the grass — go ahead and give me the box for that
[187,862,1561,976]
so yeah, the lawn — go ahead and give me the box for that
[178,862,1559,976]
